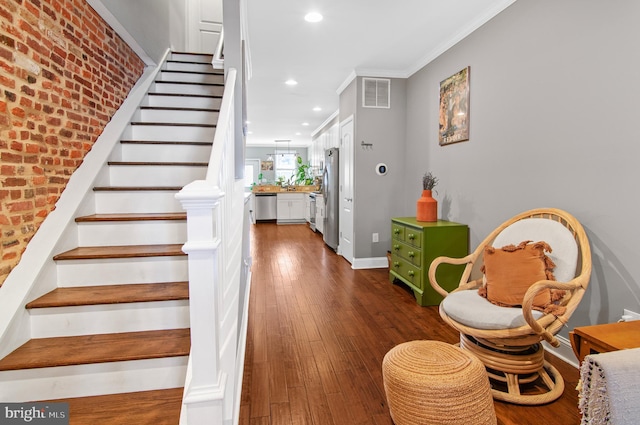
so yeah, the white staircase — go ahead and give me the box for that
[0,52,224,417]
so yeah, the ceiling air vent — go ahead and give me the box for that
[362,78,390,109]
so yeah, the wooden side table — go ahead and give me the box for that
[569,320,640,363]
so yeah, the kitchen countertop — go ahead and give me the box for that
[252,185,319,194]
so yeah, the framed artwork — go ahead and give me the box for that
[439,66,470,145]
[261,160,274,171]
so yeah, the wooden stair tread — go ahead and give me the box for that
[46,388,183,425]
[75,213,186,222]
[93,186,182,191]
[107,161,207,166]
[154,80,223,86]
[130,122,216,127]
[162,68,221,75]
[147,92,222,99]
[119,140,213,146]
[0,329,190,371]
[26,282,189,309]
[139,105,221,112]
[53,244,186,261]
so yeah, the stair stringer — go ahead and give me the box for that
[0,49,172,360]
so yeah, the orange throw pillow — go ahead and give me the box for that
[478,241,565,314]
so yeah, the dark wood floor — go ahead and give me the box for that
[239,223,581,425]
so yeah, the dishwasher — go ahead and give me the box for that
[254,193,277,221]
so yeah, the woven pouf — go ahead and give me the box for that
[382,340,496,425]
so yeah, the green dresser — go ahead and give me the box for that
[389,217,468,306]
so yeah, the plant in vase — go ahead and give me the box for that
[417,172,438,222]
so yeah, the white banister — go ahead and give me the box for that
[212,28,224,69]
[176,67,243,425]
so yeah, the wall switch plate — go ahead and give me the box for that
[372,233,379,243]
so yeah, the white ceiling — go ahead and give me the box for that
[244,0,516,148]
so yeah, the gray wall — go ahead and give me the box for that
[403,0,640,331]
[98,0,187,64]
[355,77,407,259]
[340,77,407,259]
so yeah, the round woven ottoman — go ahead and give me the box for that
[382,340,496,425]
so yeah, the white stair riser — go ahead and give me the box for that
[120,143,211,163]
[108,165,206,187]
[30,301,190,338]
[170,53,212,63]
[151,82,223,96]
[0,357,187,402]
[95,190,182,214]
[138,109,219,124]
[56,257,188,287]
[129,124,215,143]
[165,61,217,73]
[157,71,223,84]
[144,94,222,109]
[78,220,187,246]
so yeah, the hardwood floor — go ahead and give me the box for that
[240,223,581,425]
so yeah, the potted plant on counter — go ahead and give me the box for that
[294,156,313,185]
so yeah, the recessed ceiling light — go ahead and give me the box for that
[301,122,309,126]
[304,12,323,23]
[295,132,301,136]
[285,79,298,86]
[313,106,322,112]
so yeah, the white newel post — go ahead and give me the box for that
[176,180,227,423]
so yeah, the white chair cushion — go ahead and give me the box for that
[442,289,544,330]
[493,218,578,282]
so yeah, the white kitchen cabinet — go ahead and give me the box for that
[315,194,324,234]
[305,194,311,223]
[277,193,306,224]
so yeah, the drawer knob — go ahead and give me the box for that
[408,233,415,240]
[393,261,400,268]
[393,229,400,234]
[393,244,400,251]
[408,251,415,257]
[408,270,415,277]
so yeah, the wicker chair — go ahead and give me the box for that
[428,208,591,405]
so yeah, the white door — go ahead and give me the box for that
[339,116,354,263]
[187,0,223,54]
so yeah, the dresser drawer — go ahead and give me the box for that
[403,227,421,248]
[391,223,405,242]
[390,255,422,290]
[391,240,421,267]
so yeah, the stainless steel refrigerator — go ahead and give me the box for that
[322,148,339,251]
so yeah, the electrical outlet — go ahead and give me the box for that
[372,233,379,243]
[622,309,640,321]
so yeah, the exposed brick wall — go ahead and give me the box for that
[0,0,145,286]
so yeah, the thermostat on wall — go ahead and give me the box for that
[376,163,388,176]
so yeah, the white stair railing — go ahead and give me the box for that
[176,67,244,425]
[212,28,224,69]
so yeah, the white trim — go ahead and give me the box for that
[350,257,389,270]
[311,110,339,138]
[543,335,579,369]
[86,0,156,66]
[406,0,517,77]
[334,0,517,91]
[336,70,357,95]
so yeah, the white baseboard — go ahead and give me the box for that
[351,257,388,270]
[543,335,578,369]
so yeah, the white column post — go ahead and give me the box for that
[176,180,227,423]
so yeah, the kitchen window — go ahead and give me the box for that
[275,152,297,183]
